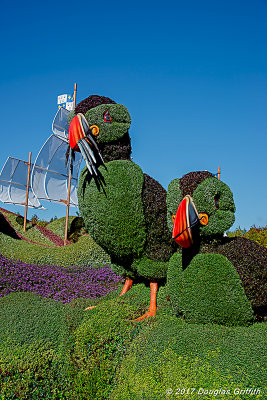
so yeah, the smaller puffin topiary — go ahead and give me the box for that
[166,171,265,325]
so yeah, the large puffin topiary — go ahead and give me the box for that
[69,95,175,320]
[166,171,266,325]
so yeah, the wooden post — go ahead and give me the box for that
[218,166,221,181]
[23,152,32,232]
[73,83,77,111]
[64,83,77,245]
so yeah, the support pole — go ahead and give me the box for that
[73,83,77,111]
[23,152,32,232]
[64,83,77,245]
[218,166,221,181]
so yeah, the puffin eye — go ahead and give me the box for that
[214,197,219,210]
[104,110,111,123]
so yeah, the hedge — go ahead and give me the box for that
[0,232,110,267]
[111,315,266,399]
[167,252,254,326]
[200,236,267,311]
[0,210,55,246]
[78,160,146,268]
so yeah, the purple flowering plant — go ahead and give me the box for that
[0,254,123,303]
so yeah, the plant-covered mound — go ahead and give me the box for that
[0,292,80,399]
[46,215,76,240]
[167,253,254,326]
[0,232,110,266]
[0,254,122,303]
[111,315,266,399]
[201,236,267,312]
[0,208,57,246]
[0,211,20,239]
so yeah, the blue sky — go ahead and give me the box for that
[0,0,266,230]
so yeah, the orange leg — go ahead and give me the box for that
[120,278,134,296]
[135,281,158,321]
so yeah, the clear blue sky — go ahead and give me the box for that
[0,0,266,230]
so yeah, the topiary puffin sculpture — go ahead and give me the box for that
[68,95,176,320]
[166,171,266,325]
[67,95,266,323]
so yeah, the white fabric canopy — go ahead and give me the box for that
[52,107,70,141]
[0,157,44,209]
[31,134,82,206]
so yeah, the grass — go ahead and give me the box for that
[0,209,56,246]
[0,283,266,399]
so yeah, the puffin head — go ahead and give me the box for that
[68,95,131,175]
[167,171,236,248]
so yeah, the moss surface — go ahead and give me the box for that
[167,252,254,325]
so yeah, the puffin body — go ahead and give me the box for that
[75,95,174,320]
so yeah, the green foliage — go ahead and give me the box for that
[200,236,267,310]
[112,315,267,399]
[142,174,174,262]
[0,287,266,398]
[193,177,236,236]
[85,104,131,143]
[1,210,55,246]
[228,225,267,248]
[166,177,183,232]
[46,216,77,240]
[112,348,240,399]
[0,292,66,349]
[0,233,110,266]
[132,257,168,280]
[167,253,254,325]
[71,288,148,399]
[0,292,85,399]
[0,338,73,400]
[15,215,24,226]
[78,160,146,267]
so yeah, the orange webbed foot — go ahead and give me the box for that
[84,305,97,311]
[134,281,158,322]
[134,308,156,321]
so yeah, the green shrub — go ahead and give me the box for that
[200,236,267,310]
[71,289,149,399]
[228,226,267,248]
[0,338,73,400]
[167,253,254,325]
[132,257,168,280]
[111,316,267,399]
[0,233,110,266]
[78,160,146,266]
[0,292,66,349]
[0,292,85,399]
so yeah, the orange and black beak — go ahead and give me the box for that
[68,113,104,175]
[172,195,208,248]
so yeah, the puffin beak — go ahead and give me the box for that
[172,195,207,248]
[68,113,104,175]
